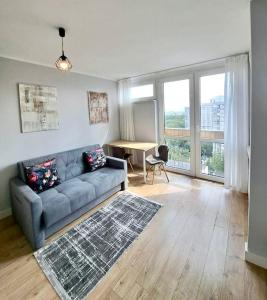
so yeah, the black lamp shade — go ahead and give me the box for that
[55,55,72,71]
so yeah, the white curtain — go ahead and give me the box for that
[224,54,249,193]
[118,79,135,141]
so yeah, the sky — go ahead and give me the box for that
[164,73,225,112]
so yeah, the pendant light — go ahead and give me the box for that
[55,27,72,71]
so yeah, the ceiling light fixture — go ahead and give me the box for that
[55,27,72,72]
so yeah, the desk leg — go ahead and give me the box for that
[143,150,146,183]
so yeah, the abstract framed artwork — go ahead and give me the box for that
[88,91,109,124]
[18,83,59,133]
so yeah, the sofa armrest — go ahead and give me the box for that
[106,156,128,189]
[106,156,127,170]
[10,177,45,249]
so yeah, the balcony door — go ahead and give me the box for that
[159,74,195,176]
[159,68,225,182]
[195,70,225,182]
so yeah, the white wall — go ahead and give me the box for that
[133,100,158,143]
[247,0,267,268]
[0,57,119,218]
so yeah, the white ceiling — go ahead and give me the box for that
[0,0,250,81]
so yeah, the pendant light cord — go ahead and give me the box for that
[61,37,64,56]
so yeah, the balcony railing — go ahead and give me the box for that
[164,128,224,141]
[164,127,224,177]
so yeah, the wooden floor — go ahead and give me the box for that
[0,171,267,300]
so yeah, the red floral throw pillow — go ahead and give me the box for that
[83,148,106,172]
[25,158,60,193]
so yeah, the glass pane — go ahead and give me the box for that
[200,73,225,178]
[130,84,153,99]
[164,79,191,171]
[164,80,190,140]
[200,73,225,132]
[165,137,191,171]
[201,142,224,177]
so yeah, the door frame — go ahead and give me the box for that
[157,73,196,176]
[194,67,225,183]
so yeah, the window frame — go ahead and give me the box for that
[194,67,226,183]
[129,80,156,101]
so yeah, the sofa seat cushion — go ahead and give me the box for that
[54,178,96,212]
[40,188,71,227]
[40,178,96,227]
[78,167,125,197]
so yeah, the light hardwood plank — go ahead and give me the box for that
[196,225,228,300]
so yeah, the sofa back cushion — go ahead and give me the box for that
[18,144,100,183]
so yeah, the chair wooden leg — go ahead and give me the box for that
[152,166,155,185]
[128,159,134,173]
[146,165,152,178]
[162,164,169,182]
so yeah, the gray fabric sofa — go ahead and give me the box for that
[10,144,127,250]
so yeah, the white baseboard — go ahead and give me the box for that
[245,242,267,269]
[0,207,12,220]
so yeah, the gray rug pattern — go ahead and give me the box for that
[34,192,161,300]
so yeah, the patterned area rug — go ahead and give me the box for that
[34,191,161,300]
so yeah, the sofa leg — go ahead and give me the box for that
[33,234,46,250]
[121,180,128,190]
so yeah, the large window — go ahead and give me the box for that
[130,84,154,100]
